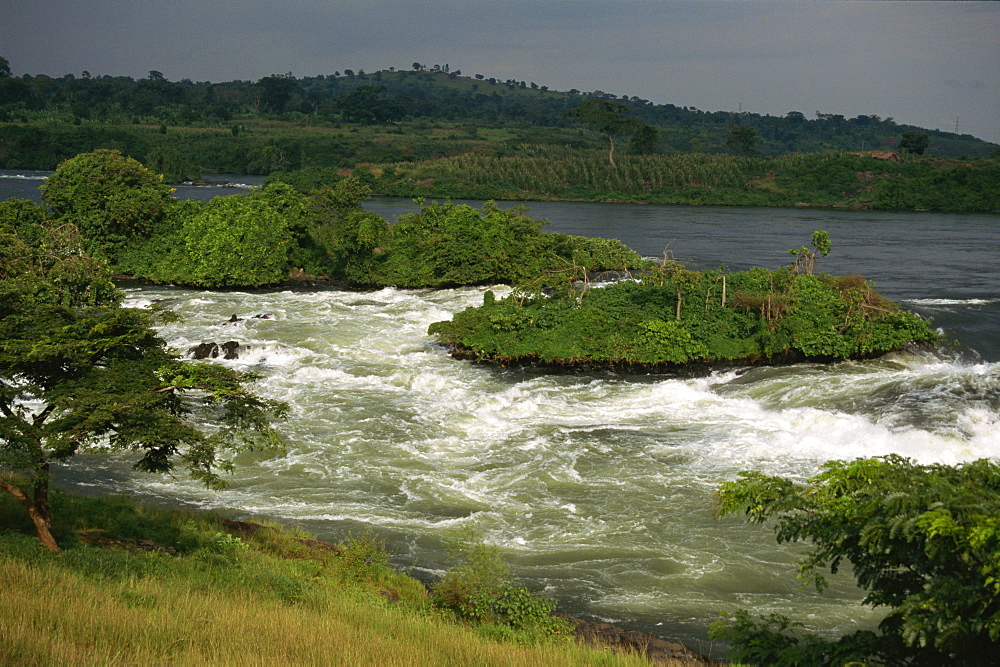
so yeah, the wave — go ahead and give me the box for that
[1,173,49,181]
[905,298,1000,306]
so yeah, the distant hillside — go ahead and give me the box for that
[1,63,996,165]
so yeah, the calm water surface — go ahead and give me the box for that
[4,172,998,656]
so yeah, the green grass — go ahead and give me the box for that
[0,489,658,665]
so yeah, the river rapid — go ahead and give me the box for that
[4,172,999,655]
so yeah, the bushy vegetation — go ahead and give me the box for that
[18,149,646,290]
[0,493,636,663]
[3,60,997,211]
[432,526,574,644]
[2,61,995,165]
[429,239,939,369]
[0,210,288,550]
[712,455,1000,665]
[39,148,176,262]
[367,199,645,288]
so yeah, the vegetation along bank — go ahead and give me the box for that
[2,58,998,212]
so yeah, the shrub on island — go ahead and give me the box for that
[428,258,939,370]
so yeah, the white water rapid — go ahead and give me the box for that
[53,283,999,655]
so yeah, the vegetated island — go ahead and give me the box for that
[429,233,941,372]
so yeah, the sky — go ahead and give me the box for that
[2,0,998,143]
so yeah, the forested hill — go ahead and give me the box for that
[1,61,996,162]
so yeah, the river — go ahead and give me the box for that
[4,171,999,657]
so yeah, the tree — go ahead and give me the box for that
[898,131,929,156]
[303,177,388,283]
[788,230,831,275]
[714,455,1000,664]
[254,75,298,113]
[726,125,759,156]
[566,99,641,166]
[145,145,199,183]
[0,218,288,552]
[40,149,176,263]
[628,124,661,155]
[0,55,10,78]
[180,193,292,287]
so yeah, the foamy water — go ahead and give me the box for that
[53,284,998,654]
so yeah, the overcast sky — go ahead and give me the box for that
[2,1,997,143]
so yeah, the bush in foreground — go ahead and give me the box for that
[713,455,1000,664]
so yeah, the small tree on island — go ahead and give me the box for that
[788,230,831,275]
[0,211,288,551]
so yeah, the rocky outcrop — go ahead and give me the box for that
[570,617,721,665]
[188,341,241,360]
[224,313,272,324]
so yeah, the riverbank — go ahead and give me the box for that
[0,490,716,665]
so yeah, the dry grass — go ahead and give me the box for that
[1,556,655,665]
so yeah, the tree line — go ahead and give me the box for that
[1,55,995,159]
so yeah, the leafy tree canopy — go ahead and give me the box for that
[0,214,288,552]
[899,130,930,155]
[567,99,642,165]
[180,192,292,288]
[726,124,759,156]
[40,149,176,263]
[713,455,1000,664]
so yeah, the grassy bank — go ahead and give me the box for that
[0,489,681,665]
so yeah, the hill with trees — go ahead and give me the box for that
[1,56,996,168]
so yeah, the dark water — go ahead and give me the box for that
[365,197,1000,361]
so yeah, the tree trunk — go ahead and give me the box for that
[607,133,616,166]
[0,463,59,552]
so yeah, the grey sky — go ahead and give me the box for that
[2,1,998,143]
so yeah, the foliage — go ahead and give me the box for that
[0,64,994,167]
[429,245,939,369]
[899,130,930,155]
[713,455,1000,664]
[297,177,390,283]
[628,123,661,155]
[144,144,200,183]
[726,125,759,156]
[178,194,291,287]
[432,526,574,643]
[325,197,644,288]
[39,149,176,262]
[567,99,642,165]
[788,229,831,275]
[382,151,999,212]
[0,216,288,551]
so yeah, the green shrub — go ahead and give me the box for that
[430,257,939,369]
[179,195,290,287]
[714,456,1000,664]
[40,149,176,263]
[432,527,573,643]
